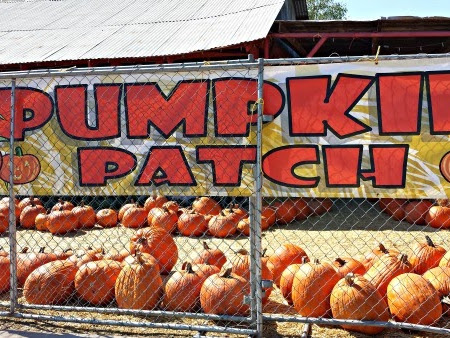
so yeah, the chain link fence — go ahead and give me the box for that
[0,54,449,337]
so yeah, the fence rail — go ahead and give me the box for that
[0,53,450,337]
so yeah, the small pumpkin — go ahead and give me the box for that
[230,249,273,304]
[404,200,433,225]
[330,273,389,335]
[75,260,122,305]
[164,262,206,311]
[177,209,208,236]
[280,258,308,305]
[291,259,340,317]
[200,268,250,315]
[96,209,118,228]
[18,196,43,210]
[261,206,276,227]
[144,195,169,212]
[150,207,178,233]
[409,235,447,274]
[267,243,309,287]
[308,198,333,216]
[122,203,147,228]
[361,243,400,270]
[20,202,45,229]
[379,198,407,221]
[162,201,179,213]
[292,198,311,221]
[192,242,226,269]
[51,199,74,212]
[0,256,9,292]
[115,253,162,310]
[208,210,240,237]
[118,199,135,221]
[275,200,297,224]
[223,204,248,221]
[67,247,104,268]
[23,260,77,305]
[129,227,178,274]
[47,207,77,235]
[332,257,366,278]
[72,201,96,229]
[0,214,8,234]
[236,217,270,236]
[387,273,442,325]
[426,206,450,229]
[0,198,21,221]
[35,212,49,231]
[364,253,413,299]
[192,197,222,216]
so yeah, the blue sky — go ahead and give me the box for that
[343,0,450,20]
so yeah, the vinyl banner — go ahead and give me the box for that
[0,57,449,198]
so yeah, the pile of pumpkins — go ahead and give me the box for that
[379,198,450,229]
[0,195,333,238]
[276,235,450,335]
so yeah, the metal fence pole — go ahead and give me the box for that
[8,78,17,314]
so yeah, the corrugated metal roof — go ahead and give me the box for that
[0,0,285,65]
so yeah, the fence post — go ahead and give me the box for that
[8,78,17,314]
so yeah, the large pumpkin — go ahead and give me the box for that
[72,202,96,229]
[163,262,206,311]
[364,253,413,299]
[330,273,389,335]
[192,242,226,269]
[144,195,168,212]
[409,236,447,274]
[0,198,21,221]
[275,200,297,224]
[188,262,220,279]
[279,258,308,305]
[426,206,450,229]
[0,214,8,234]
[177,210,208,237]
[208,210,240,238]
[47,208,77,235]
[150,207,178,233]
[200,268,249,316]
[267,243,309,287]
[67,247,104,268]
[230,249,273,304]
[115,253,162,310]
[261,206,276,227]
[292,198,311,221]
[223,204,248,222]
[378,198,407,221]
[122,203,147,228]
[332,257,366,278]
[0,256,10,293]
[35,212,49,231]
[23,260,78,305]
[75,260,122,305]
[387,273,442,325]
[129,227,178,274]
[192,197,222,216]
[20,202,45,229]
[236,217,270,236]
[291,260,340,317]
[361,243,400,270]
[18,196,43,210]
[96,209,118,228]
[404,200,433,225]
[51,199,74,212]
[118,200,135,221]
[440,251,450,268]
[423,266,450,316]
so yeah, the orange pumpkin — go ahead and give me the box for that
[96,209,118,228]
[72,202,96,229]
[67,247,104,268]
[236,217,270,236]
[18,196,43,210]
[292,198,311,221]
[162,201,179,213]
[291,259,340,317]
[177,210,208,236]
[20,202,45,229]
[35,212,49,231]
[118,199,135,221]
[129,227,178,274]
[75,260,122,305]
[426,206,450,229]
[332,257,366,278]
[275,200,297,224]
[364,253,413,299]
[150,207,178,233]
[330,273,389,335]
[280,258,308,305]
[409,236,447,274]
[361,243,400,271]
[0,256,10,293]
[0,198,21,221]
[47,208,77,235]
[379,198,407,221]
[192,242,226,269]
[387,273,442,325]
[404,200,433,225]
[188,262,220,279]
[121,252,157,268]
[23,260,77,305]
[122,203,147,228]
[192,197,222,216]
[423,267,450,299]
[0,214,8,234]
[261,206,276,227]
[104,248,130,262]
[51,199,74,212]
[308,198,333,216]
[144,195,168,212]
[223,204,248,221]
[200,268,250,315]
[208,210,239,237]
[230,249,273,304]
[267,243,309,287]
[115,253,162,310]
[164,262,206,311]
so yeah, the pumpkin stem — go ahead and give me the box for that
[237,249,248,255]
[399,254,408,263]
[220,268,233,278]
[163,207,169,213]
[80,201,85,207]
[301,257,308,264]
[15,146,23,157]
[59,206,63,212]
[202,242,210,250]
[335,258,346,267]
[184,262,195,274]
[63,248,72,253]
[39,247,45,253]
[137,237,147,246]
[136,252,145,265]
[21,247,29,253]
[262,248,267,257]
[344,273,355,286]
[379,243,388,253]
[425,235,435,247]
[220,210,226,216]
[314,258,320,264]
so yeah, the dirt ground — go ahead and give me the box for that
[0,199,449,337]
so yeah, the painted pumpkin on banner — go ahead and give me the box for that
[0,147,40,184]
